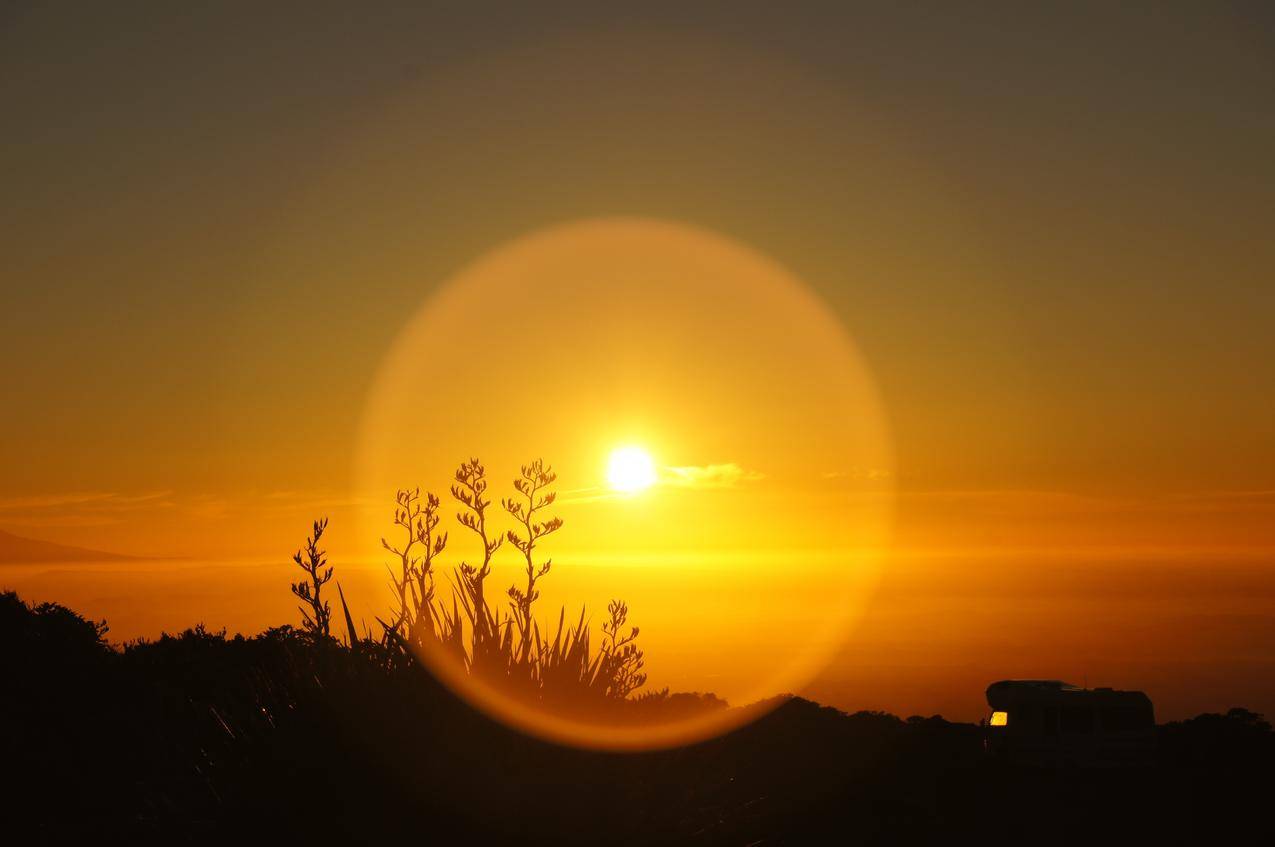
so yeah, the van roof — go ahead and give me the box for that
[986,679,1152,710]
[987,680,1081,692]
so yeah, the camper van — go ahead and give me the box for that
[984,680,1155,767]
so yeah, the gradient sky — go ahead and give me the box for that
[2,3,1274,721]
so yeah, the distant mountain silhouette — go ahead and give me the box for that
[0,528,139,564]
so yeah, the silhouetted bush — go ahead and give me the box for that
[328,458,655,720]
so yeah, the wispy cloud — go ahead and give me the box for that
[0,491,173,512]
[897,488,1275,516]
[0,488,383,529]
[552,486,620,505]
[549,464,768,503]
[0,491,175,526]
[822,468,892,482]
[662,463,765,490]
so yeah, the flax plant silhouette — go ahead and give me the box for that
[290,518,332,638]
[380,488,448,646]
[503,459,563,664]
[306,457,651,714]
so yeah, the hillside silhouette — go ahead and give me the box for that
[3,589,1274,844]
[0,527,141,564]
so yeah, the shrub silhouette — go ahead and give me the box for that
[307,457,651,717]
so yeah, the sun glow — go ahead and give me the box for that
[356,218,893,750]
[607,446,658,493]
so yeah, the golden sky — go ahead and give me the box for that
[2,4,1274,723]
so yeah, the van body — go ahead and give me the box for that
[984,680,1155,767]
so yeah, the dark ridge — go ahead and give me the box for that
[2,590,1274,844]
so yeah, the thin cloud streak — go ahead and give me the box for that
[662,463,764,489]
[0,491,174,511]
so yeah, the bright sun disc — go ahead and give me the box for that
[607,446,657,492]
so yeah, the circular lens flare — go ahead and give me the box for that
[355,217,894,750]
[607,446,657,492]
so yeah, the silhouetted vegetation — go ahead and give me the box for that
[328,458,657,721]
[4,588,1275,843]
[290,517,333,638]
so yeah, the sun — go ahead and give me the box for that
[606,446,658,493]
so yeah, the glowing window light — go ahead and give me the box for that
[990,711,1009,727]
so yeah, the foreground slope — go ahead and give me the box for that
[1,591,1272,844]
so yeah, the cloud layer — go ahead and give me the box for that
[662,463,765,489]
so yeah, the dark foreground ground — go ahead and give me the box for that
[3,591,1273,845]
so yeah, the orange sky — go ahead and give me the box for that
[2,4,1274,722]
